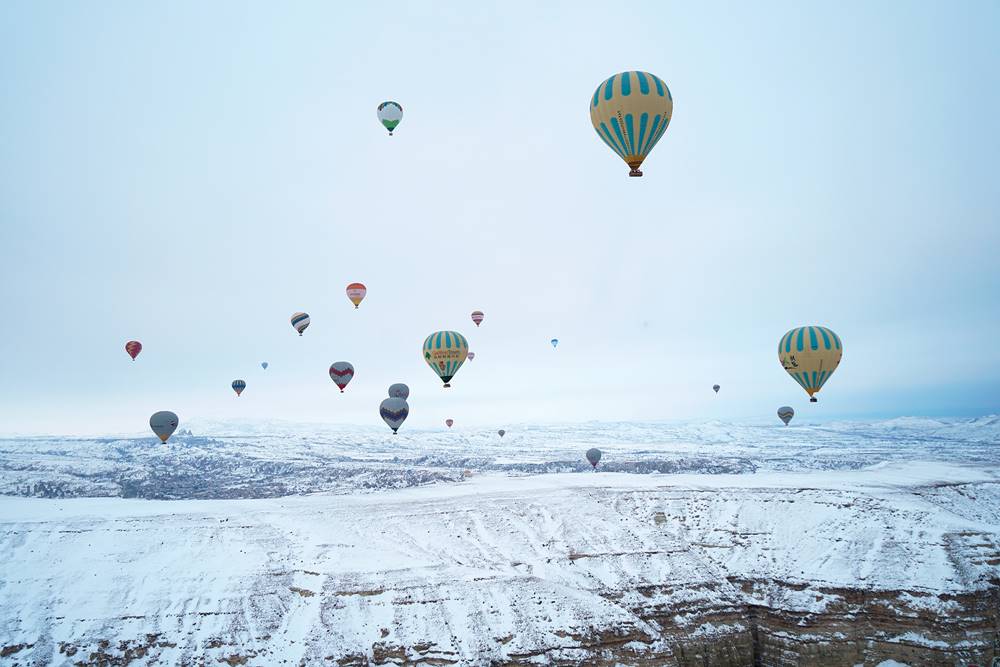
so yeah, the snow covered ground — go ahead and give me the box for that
[1,462,998,664]
[0,418,998,665]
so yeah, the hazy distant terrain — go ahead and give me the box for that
[1,416,998,500]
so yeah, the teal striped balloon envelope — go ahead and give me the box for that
[422,331,469,388]
[590,71,673,176]
[777,326,843,401]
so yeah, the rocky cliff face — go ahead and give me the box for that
[654,583,999,667]
[1,465,998,666]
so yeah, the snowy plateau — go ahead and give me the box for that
[1,418,999,666]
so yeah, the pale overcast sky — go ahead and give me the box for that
[1,1,998,434]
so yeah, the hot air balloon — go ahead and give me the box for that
[125,341,142,361]
[377,101,403,135]
[445,419,454,428]
[261,362,268,370]
[498,429,505,438]
[346,283,367,309]
[713,384,720,394]
[291,312,310,336]
[550,339,559,349]
[778,406,795,426]
[586,448,602,469]
[380,397,409,434]
[388,383,409,400]
[778,326,843,402]
[422,331,469,388]
[149,411,178,443]
[590,71,673,177]
[329,362,355,393]
[232,379,246,396]
[471,311,484,327]
[467,351,475,361]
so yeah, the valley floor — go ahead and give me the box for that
[2,461,998,666]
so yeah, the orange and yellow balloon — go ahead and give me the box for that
[346,283,367,309]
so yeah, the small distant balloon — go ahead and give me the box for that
[291,312,310,336]
[467,351,475,361]
[778,326,843,402]
[445,419,454,428]
[261,362,268,370]
[125,341,142,361]
[422,331,469,388]
[346,283,367,309]
[232,379,246,397]
[388,383,410,400]
[778,406,795,426]
[586,448,602,469]
[377,101,403,135]
[550,339,559,349]
[471,311,484,327]
[329,362,355,392]
[149,411,178,443]
[380,397,409,434]
[498,429,505,438]
[713,384,720,394]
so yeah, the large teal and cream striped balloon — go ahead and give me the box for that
[422,331,469,388]
[590,71,673,177]
[778,326,843,402]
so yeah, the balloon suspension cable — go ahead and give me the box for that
[629,168,643,177]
